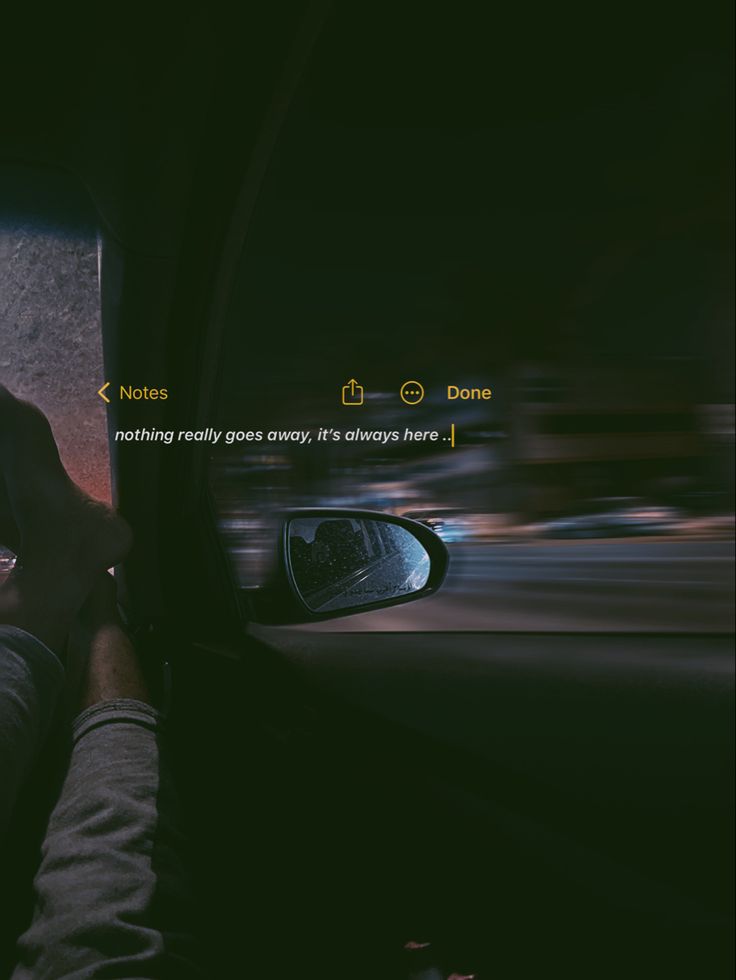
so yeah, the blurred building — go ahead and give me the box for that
[509,361,730,519]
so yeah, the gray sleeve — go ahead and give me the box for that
[12,698,203,980]
[0,626,64,837]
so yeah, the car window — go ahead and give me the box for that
[0,165,109,518]
[208,6,734,632]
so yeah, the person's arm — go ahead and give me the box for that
[12,579,202,979]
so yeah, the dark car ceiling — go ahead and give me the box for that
[2,4,315,257]
[4,0,731,260]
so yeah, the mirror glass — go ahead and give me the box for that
[287,517,431,613]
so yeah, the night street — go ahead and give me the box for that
[289,538,734,632]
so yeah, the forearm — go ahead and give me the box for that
[13,698,202,979]
[13,576,201,979]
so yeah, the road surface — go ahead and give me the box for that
[285,537,734,632]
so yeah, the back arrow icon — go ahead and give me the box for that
[98,382,111,404]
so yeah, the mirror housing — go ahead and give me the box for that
[248,509,449,624]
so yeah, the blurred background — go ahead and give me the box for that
[209,0,734,631]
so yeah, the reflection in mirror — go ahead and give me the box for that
[288,517,431,613]
[0,548,16,578]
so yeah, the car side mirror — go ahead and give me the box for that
[248,509,449,624]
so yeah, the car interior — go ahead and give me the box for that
[1,3,733,978]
